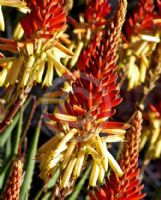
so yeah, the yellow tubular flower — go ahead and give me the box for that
[0,68,8,86]
[13,23,24,40]
[89,161,100,187]
[0,1,27,31]
[0,37,74,88]
[37,129,125,188]
[0,5,4,31]
[140,104,161,165]
[119,0,161,90]
[0,0,27,8]
[122,34,160,90]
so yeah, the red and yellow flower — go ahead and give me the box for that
[37,0,128,189]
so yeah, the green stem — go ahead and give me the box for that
[68,166,91,200]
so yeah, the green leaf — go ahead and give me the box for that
[12,107,23,156]
[42,192,52,200]
[0,97,31,147]
[19,117,42,200]
[5,135,11,158]
[0,156,12,193]
[47,169,60,189]
[0,113,20,148]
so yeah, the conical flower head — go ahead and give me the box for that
[21,0,66,38]
[3,159,23,200]
[85,0,111,29]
